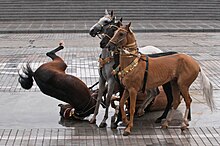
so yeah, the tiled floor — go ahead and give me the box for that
[0,20,220,33]
[0,33,220,145]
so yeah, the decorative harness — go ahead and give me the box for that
[99,24,120,68]
[110,28,149,93]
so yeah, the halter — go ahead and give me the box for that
[109,28,140,78]
[94,15,113,39]
[109,28,137,52]
[103,24,119,40]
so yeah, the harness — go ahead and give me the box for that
[99,56,113,68]
[142,56,149,93]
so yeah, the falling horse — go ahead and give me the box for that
[106,23,215,136]
[18,42,99,119]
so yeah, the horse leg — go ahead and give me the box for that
[179,86,192,131]
[89,77,106,124]
[46,45,64,60]
[111,86,124,129]
[162,81,180,128]
[99,79,116,128]
[123,87,137,136]
[155,82,173,123]
[137,89,157,117]
[120,90,130,127]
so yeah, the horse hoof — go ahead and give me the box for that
[184,120,189,126]
[181,126,187,131]
[89,118,96,124]
[99,122,107,128]
[181,123,188,131]
[155,118,162,123]
[161,124,168,129]
[137,110,145,117]
[123,131,130,136]
[111,123,118,129]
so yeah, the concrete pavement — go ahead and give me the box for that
[0,20,220,34]
[0,32,220,145]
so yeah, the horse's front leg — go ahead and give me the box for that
[99,79,116,128]
[120,90,130,126]
[89,77,106,124]
[123,87,137,136]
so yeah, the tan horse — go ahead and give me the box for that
[106,23,215,136]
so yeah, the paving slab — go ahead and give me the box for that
[0,33,220,145]
[0,20,220,34]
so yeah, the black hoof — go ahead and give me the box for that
[99,122,107,128]
[123,131,130,136]
[155,118,162,123]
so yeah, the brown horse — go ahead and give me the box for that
[18,42,99,119]
[106,23,215,136]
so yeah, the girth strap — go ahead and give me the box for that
[142,56,149,93]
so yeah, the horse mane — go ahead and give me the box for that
[147,51,178,58]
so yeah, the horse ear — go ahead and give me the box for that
[119,17,123,22]
[110,10,114,17]
[126,22,131,31]
[117,21,122,27]
[128,22,131,28]
[112,16,116,22]
[105,9,109,15]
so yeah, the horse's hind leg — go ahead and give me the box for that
[99,79,116,128]
[89,77,106,124]
[155,82,173,123]
[162,81,181,129]
[111,87,123,129]
[179,86,191,130]
[46,44,64,60]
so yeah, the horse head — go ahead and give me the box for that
[100,18,122,48]
[106,22,136,52]
[89,9,115,37]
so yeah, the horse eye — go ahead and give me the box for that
[119,32,123,36]
[104,20,109,24]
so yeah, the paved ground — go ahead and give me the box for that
[0,32,220,145]
[0,20,220,33]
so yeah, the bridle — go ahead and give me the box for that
[103,24,119,40]
[94,16,113,39]
[109,28,137,53]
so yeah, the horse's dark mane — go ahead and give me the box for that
[147,51,178,58]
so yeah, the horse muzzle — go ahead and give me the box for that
[89,25,102,37]
[89,28,97,37]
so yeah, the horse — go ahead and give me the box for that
[18,42,99,119]
[90,10,175,128]
[89,11,163,128]
[106,23,215,136]
[100,20,183,124]
[89,9,115,38]
[89,17,126,128]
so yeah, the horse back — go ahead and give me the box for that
[147,53,200,88]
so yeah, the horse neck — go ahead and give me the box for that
[120,32,138,69]
[101,47,112,59]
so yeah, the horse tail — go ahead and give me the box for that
[18,63,34,90]
[199,68,215,111]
